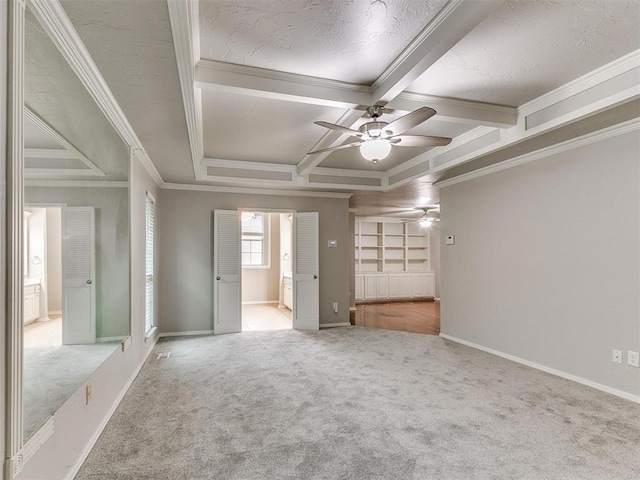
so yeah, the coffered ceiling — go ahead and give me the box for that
[43,0,640,214]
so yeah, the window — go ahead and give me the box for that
[145,193,155,334]
[241,212,269,267]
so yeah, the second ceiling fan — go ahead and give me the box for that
[309,105,452,163]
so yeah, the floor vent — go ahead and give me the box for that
[157,352,171,359]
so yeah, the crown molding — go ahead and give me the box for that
[27,0,163,186]
[161,182,353,199]
[434,118,640,189]
[167,0,203,180]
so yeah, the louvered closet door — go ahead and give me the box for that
[293,212,319,330]
[61,207,96,344]
[213,210,241,334]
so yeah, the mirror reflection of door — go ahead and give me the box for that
[61,207,96,345]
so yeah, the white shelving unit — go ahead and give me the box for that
[354,218,434,302]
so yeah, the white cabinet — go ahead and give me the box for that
[24,284,41,324]
[364,274,388,299]
[282,276,293,310]
[355,272,434,302]
[355,274,364,301]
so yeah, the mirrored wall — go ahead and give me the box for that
[22,5,130,440]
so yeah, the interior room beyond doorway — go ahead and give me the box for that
[241,211,293,331]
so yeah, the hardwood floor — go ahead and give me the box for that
[353,301,440,335]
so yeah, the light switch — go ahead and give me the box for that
[445,235,455,245]
[328,240,337,248]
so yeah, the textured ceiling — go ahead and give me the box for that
[61,0,193,182]
[25,8,129,181]
[202,89,346,164]
[409,0,640,106]
[199,0,448,84]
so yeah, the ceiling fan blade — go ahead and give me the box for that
[384,107,436,136]
[308,141,363,155]
[389,135,452,147]
[314,121,364,138]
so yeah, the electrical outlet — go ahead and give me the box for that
[333,302,338,314]
[85,384,92,405]
[627,350,639,368]
[612,350,623,364]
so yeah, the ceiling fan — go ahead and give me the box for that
[309,106,452,163]
[403,207,440,227]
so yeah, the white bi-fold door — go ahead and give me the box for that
[61,207,96,345]
[213,210,242,334]
[293,212,319,330]
[212,210,319,333]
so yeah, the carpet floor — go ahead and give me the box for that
[75,327,640,479]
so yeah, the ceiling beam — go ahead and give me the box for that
[196,59,372,109]
[168,0,204,180]
[370,0,505,103]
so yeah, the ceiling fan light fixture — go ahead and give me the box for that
[360,138,391,162]
[419,216,433,227]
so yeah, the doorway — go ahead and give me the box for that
[213,210,319,333]
[240,211,293,331]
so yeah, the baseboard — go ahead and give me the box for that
[159,330,214,338]
[48,310,62,315]
[96,335,127,343]
[319,322,351,328]
[439,333,640,404]
[64,337,159,480]
[241,300,279,305]
[349,307,357,312]
[434,297,441,302]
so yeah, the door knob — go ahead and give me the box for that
[313,275,318,279]
[86,279,92,285]
[216,276,221,280]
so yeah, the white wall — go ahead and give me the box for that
[45,208,62,313]
[158,190,350,333]
[242,213,281,303]
[18,156,160,479]
[440,131,640,398]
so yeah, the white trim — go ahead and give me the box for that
[241,300,279,305]
[158,330,215,338]
[435,118,640,188]
[62,339,158,480]
[144,326,158,344]
[167,0,203,180]
[48,310,62,315]
[434,297,440,302]
[319,322,351,329]
[161,182,352,198]
[27,0,163,186]
[24,180,129,188]
[439,333,640,404]
[6,416,54,478]
[311,167,385,179]
[203,157,297,174]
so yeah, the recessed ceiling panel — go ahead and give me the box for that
[318,120,474,170]
[408,0,640,106]
[199,0,448,84]
[202,89,347,164]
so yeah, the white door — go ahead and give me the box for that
[364,274,377,299]
[293,212,319,330]
[61,207,96,344]
[213,210,241,334]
